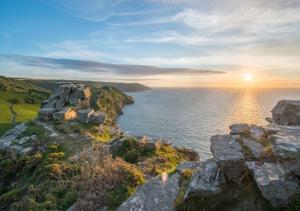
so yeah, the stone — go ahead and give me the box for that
[20,147,34,156]
[17,136,30,145]
[89,111,106,125]
[38,108,55,121]
[0,123,27,150]
[249,124,266,140]
[117,173,181,211]
[185,159,226,198]
[69,84,91,106]
[77,108,94,123]
[272,100,300,126]
[229,124,250,135]
[109,139,124,154]
[210,135,246,182]
[246,162,300,208]
[270,133,300,176]
[241,138,264,159]
[53,108,77,121]
[176,161,201,174]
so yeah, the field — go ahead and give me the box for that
[0,97,41,136]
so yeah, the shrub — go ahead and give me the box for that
[73,145,144,210]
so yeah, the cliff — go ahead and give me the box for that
[0,83,299,210]
[0,84,196,211]
[22,79,151,93]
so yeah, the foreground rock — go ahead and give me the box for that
[117,173,181,211]
[0,123,27,151]
[210,135,246,182]
[272,100,300,126]
[247,162,300,208]
[185,159,225,198]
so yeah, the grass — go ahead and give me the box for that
[0,98,41,136]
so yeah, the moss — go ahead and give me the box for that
[176,169,194,206]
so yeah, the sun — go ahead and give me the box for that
[244,72,253,82]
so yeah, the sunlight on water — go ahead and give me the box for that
[227,89,263,125]
[119,88,300,160]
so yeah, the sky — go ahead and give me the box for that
[0,0,300,87]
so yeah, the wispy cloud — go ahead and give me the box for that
[0,54,225,76]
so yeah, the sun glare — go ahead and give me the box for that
[244,72,253,82]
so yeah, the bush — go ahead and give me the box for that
[73,145,144,210]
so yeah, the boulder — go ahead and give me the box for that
[210,135,246,182]
[20,147,34,156]
[246,162,300,208]
[185,159,226,198]
[272,100,300,126]
[140,137,161,152]
[109,139,124,154]
[270,133,300,176]
[229,124,250,135]
[77,108,95,123]
[53,108,77,121]
[38,108,55,121]
[89,111,106,125]
[117,173,181,211]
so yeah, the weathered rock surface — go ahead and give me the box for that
[53,108,77,121]
[117,173,181,211]
[210,135,246,182]
[229,124,250,135]
[0,123,27,150]
[185,159,225,198]
[139,136,161,152]
[38,84,107,125]
[272,100,300,126]
[246,162,300,208]
[89,111,106,125]
[241,138,264,159]
[269,132,300,176]
[77,108,94,123]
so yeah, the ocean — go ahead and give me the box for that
[118,88,300,160]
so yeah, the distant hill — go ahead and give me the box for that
[22,79,151,93]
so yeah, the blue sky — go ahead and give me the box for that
[1,0,300,87]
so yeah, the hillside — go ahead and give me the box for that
[22,79,151,93]
[0,76,50,136]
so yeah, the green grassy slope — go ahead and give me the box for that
[0,76,49,136]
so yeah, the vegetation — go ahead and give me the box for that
[112,137,199,177]
[91,86,134,125]
[0,76,49,136]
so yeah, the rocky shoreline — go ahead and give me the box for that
[0,84,300,211]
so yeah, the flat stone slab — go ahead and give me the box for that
[185,159,225,198]
[246,162,300,208]
[117,173,181,211]
[211,135,246,181]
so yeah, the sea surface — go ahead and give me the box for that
[118,88,300,160]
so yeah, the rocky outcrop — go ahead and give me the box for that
[38,83,108,125]
[117,173,181,211]
[247,162,300,208]
[272,100,300,126]
[0,123,35,155]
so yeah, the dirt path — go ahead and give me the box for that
[9,104,17,125]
